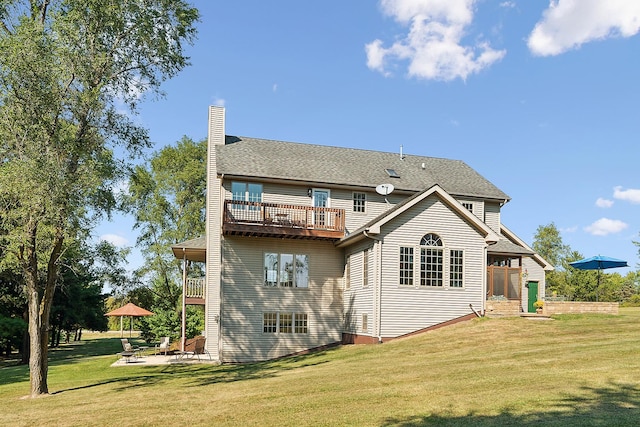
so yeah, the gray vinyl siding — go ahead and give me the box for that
[484,201,501,233]
[376,195,487,337]
[222,181,309,206]
[343,241,375,336]
[457,198,485,222]
[220,237,343,362]
[337,191,406,233]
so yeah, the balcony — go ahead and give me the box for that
[223,200,345,240]
[185,277,205,305]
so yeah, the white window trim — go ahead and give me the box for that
[398,243,465,290]
[449,248,465,289]
[399,246,414,286]
[352,191,366,213]
[263,252,310,288]
[262,312,309,334]
[363,249,369,288]
[311,188,331,207]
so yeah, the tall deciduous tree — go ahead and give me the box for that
[125,137,206,297]
[0,1,198,397]
[532,222,572,296]
[532,222,569,268]
[124,136,206,341]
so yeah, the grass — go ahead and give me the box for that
[2,310,640,426]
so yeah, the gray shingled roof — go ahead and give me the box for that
[488,238,533,255]
[216,136,510,201]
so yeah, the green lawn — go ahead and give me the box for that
[2,309,640,426]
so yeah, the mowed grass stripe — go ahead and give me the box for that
[1,309,639,426]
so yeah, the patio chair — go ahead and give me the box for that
[175,336,210,361]
[157,337,170,355]
[193,336,212,360]
[121,338,144,357]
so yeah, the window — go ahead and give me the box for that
[399,247,414,285]
[400,235,463,288]
[450,250,464,288]
[462,202,473,213]
[232,181,263,209]
[295,255,309,288]
[264,253,309,288]
[294,313,308,333]
[362,313,368,333]
[263,312,308,334]
[420,233,443,287]
[363,249,369,287]
[280,253,293,287]
[345,255,351,290]
[420,233,442,246]
[353,192,366,213]
[279,313,293,333]
[263,313,277,333]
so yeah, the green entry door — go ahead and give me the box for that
[527,281,539,313]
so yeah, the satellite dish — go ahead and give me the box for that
[376,183,395,196]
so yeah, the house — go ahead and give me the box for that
[171,106,553,363]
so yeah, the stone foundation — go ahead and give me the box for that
[485,300,521,317]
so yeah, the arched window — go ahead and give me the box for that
[420,233,442,247]
[419,233,443,286]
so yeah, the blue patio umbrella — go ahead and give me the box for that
[569,255,628,301]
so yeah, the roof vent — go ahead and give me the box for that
[385,168,400,178]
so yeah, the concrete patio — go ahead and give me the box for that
[111,353,218,367]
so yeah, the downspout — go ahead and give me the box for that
[181,249,187,352]
[469,304,482,318]
[364,230,384,343]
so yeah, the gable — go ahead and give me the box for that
[338,185,500,248]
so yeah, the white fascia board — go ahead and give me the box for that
[501,225,555,271]
[351,184,500,245]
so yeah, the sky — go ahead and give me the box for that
[96,0,640,276]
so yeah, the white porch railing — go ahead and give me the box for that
[186,277,205,299]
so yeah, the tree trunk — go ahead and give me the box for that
[23,219,64,397]
[27,279,50,396]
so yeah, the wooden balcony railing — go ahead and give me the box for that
[223,200,345,239]
[186,277,205,299]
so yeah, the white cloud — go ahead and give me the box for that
[272,83,278,92]
[100,233,129,247]
[595,198,613,208]
[366,0,506,81]
[613,186,640,204]
[500,1,515,8]
[584,218,628,236]
[528,0,640,56]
